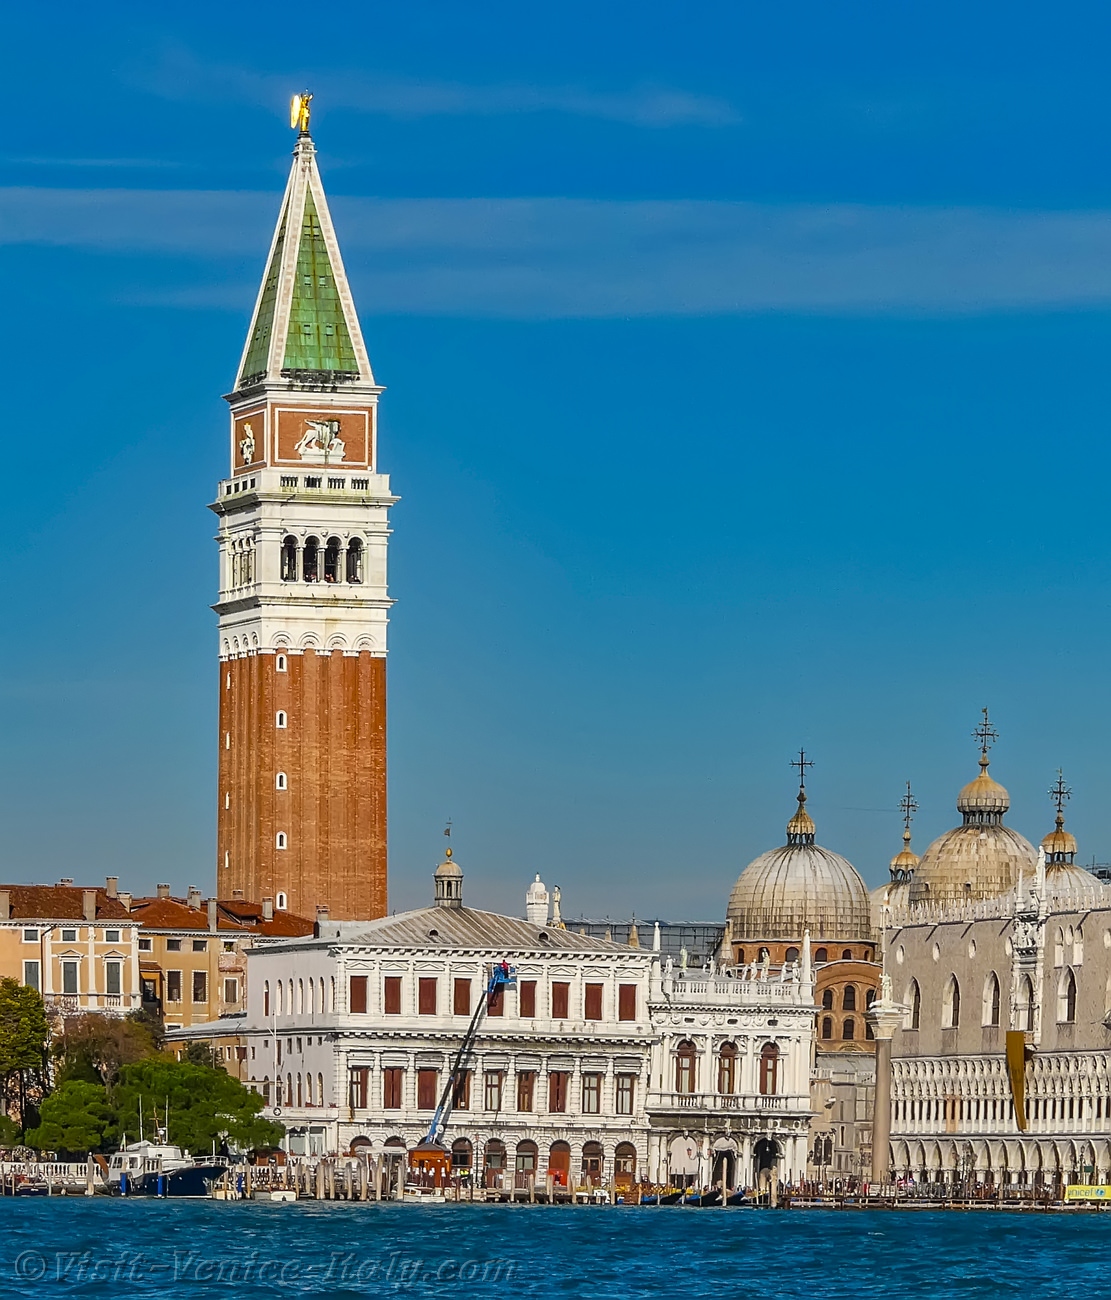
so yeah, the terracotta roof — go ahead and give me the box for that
[129,897,207,929]
[128,894,313,938]
[0,885,132,922]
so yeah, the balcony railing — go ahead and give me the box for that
[649,1091,799,1113]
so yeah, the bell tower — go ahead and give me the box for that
[211,97,394,921]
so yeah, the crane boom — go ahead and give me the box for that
[422,963,516,1147]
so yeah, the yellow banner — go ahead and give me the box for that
[1065,1185,1111,1201]
[1005,1030,1027,1132]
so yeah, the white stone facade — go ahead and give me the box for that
[178,905,817,1189]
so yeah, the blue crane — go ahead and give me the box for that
[420,962,517,1149]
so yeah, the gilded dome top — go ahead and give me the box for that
[957,757,1010,818]
[726,789,873,943]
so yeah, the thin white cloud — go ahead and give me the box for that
[132,47,739,129]
[6,186,1111,318]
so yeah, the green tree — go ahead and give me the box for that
[54,1012,156,1088]
[0,979,51,1139]
[114,1059,282,1154]
[26,1080,116,1154]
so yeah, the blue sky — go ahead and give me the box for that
[4,1,1111,916]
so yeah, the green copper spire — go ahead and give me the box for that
[240,212,287,385]
[234,130,373,392]
[282,191,358,375]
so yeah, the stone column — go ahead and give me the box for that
[866,991,907,1187]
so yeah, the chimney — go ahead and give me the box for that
[105,876,118,900]
[156,883,170,899]
[316,904,330,923]
[59,877,74,887]
[208,898,218,933]
[262,896,274,922]
[118,891,132,913]
[187,885,202,910]
[0,891,10,921]
[82,889,97,922]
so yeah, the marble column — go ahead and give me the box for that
[866,988,908,1186]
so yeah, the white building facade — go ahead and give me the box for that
[176,869,817,1190]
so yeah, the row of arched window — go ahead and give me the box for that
[281,535,363,584]
[820,1016,873,1041]
[673,1040,779,1095]
[270,1072,327,1107]
[904,969,1078,1032]
[264,975,337,1018]
[820,984,873,1012]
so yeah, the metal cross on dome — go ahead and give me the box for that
[1049,769,1071,817]
[899,780,918,834]
[973,706,998,760]
[790,748,814,793]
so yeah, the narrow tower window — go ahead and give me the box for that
[281,536,298,582]
[346,537,364,584]
[276,833,287,850]
[276,772,288,790]
[324,537,341,583]
[276,892,288,911]
[276,711,287,728]
[276,654,287,672]
[302,537,319,583]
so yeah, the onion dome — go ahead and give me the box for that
[908,712,1035,907]
[726,773,873,944]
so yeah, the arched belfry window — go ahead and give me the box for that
[281,536,298,582]
[303,537,319,583]
[758,1043,779,1096]
[324,537,341,584]
[346,538,364,584]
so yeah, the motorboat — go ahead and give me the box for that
[108,1140,225,1198]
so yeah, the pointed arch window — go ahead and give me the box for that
[908,979,921,1030]
[983,972,1001,1027]
[281,536,298,582]
[324,536,341,584]
[302,536,319,583]
[1058,968,1078,1024]
[943,975,961,1028]
[1019,975,1035,1031]
[346,537,364,583]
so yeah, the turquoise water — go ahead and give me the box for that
[1,1201,1107,1297]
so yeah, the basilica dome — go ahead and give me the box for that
[726,788,873,942]
[907,752,1036,907]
